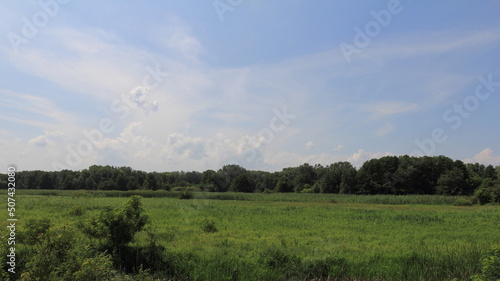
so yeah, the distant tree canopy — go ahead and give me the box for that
[3,156,499,197]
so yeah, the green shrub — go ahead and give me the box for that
[300,188,314,193]
[473,244,500,281]
[80,196,149,254]
[72,253,116,281]
[490,185,500,203]
[453,198,473,206]
[179,190,194,199]
[201,219,218,233]
[22,226,76,280]
[475,188,492,205]
[23,218,51,245]
[69,205,86,216]
[261,247,301,278]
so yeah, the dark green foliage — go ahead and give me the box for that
[201,219,218,233]
[23,218,51,245]
[473,244,500,281]
[80,196,149,254]
[261,247,301,279]
[69,205,86,216]
[275,176,293,192]
[474,184,500,204]
[217,164,247,192]
[22,226,116,281]
[475,188,493,205]
[179,190,194,199]
[6,157,498,199]
[230,173,255,192]
[320,161,356,193]
[436,160,472,195]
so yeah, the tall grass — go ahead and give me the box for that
[8,191,499,280]
[19,189,468,205]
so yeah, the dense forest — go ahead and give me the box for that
[2,155,499,201]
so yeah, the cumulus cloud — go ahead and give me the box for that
[346,149,393,167]
[28,135,47,147]
[127,86,159,114]
[465,148,500,166]
[28,131,69,147]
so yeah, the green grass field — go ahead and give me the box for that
[7,190,500,280]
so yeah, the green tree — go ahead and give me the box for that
[436,161,471,195]
[202,169,226,192]
[230,173,255,193]
[320,162,356,194]
[217,164,247,191]
[275,176,293,193]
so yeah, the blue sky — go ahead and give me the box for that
[1,0,499,172]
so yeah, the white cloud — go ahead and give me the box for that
[361,102,418,118]
[28,135,47,147]
[127,86,159,114]
[346,149,393,167]
[153,17,204,62]
[1,20,499,172]
[5,27,150,101]
[0,89,78,132]
[465,148,500,166]
[333,144,344,151]
[305,141,315,150]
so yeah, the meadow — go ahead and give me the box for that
[7,190,500,280]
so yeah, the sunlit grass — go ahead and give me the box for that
[9,191,500,280]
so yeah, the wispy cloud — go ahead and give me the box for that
[361,102,418,118]
[375,123,395,137]
[0,89,77,131]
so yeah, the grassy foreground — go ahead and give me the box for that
[6,190,500,280]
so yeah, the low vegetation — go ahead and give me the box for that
[1,192,499,280]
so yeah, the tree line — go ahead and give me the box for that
[2,155,499,197]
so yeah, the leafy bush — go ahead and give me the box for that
[72,253,116,281]
[69,205,86,216]
[475,188,493,205]
[472,244,500,281]
[490,185,500,203]
[23,218,51,245]
[80,196,149,254]
[261,247,301,278]
[21,226,117,281]
[201,219,218,233]
[179,190,194,199]
[453,198,473,206]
